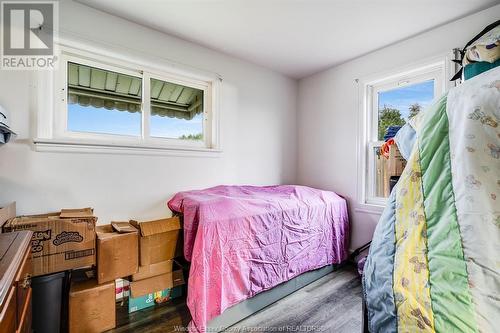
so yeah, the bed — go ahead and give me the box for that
[362,23,500,333]
[167,185,349,332]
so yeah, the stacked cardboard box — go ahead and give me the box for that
[68,221,140,332]
[96,223,139,284]
[128,262,185,313]
[3,208,97,276]
[130,216,181,265]
[4,208,185,330]
[128,216,185,313]
[130,264,184,298]
[69,268,115,333]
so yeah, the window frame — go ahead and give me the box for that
[144,71,212,148]
[57,54,145,144]
[34,41,221,155]
[357,56,451,210]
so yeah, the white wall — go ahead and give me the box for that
[0,1,298,223]
[1,0,497,249]
[297,5,500,251]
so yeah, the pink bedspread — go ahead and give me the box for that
[167,185,349,332]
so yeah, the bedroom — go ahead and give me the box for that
[0,0,498,332]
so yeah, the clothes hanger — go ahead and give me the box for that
[450,19,500,81]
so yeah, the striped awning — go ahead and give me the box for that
[67,62,203,120]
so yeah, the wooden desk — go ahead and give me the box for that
[0,231,33,333]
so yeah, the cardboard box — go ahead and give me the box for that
[69,279,115,333]
[128,286,183,313]
[111,221,137,233]
[130,265,184,298]
[130,217,181,265]
[4,208,96,276]
[60,208,94,218]
[0,202,16,231]
[131,259,173,281]
[388,144,407,176]
[96,223,139,284]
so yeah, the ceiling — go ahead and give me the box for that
[76,0,499,78]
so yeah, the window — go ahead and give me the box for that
[360,60,446,207]
[34,44,220,154]
[149,78,204,141]
[67,62,143,137]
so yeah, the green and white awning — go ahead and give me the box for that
[67,62,203,120]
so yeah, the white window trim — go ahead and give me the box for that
[355,53,454,213]
[32,39,222,156]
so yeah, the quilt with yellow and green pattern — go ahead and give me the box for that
[363,66,499,333]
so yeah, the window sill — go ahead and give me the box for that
[354,203,385,215]
[32,138,223,157]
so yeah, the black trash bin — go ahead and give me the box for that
[31,271,69,333]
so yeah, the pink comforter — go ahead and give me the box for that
[167,185,349,332]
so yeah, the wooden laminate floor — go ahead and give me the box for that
[110,265,362,333]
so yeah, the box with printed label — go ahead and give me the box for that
[115,278,130,301]
[3,208,96,276]
[128,286,183,313]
